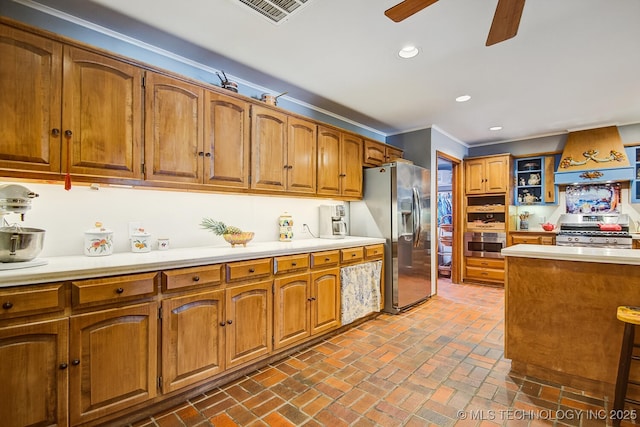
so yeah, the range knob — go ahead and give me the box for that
[589,237,594,243]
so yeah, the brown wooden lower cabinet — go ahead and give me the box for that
[0,245,382,426]
[161,289,225,393]
[509,231,556,246]
[0,318,68,427]
[69,302,158,425]
[464,256,505,284]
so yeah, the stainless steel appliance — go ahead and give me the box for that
[556,213,632,248]
[319,204,347,239]
[463,232,506,258]
[350,162,431,314]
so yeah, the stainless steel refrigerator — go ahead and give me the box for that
[350,162,432,314]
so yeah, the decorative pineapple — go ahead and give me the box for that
[200,218,253,247]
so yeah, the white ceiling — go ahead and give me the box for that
[32,0,640,145]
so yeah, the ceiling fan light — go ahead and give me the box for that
[398,46,419,59]
[455,95,471,102]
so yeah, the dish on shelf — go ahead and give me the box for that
[522,162,539,170]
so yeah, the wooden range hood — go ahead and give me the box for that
[554,126,634,184]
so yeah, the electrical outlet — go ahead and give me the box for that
[299,224,310,236]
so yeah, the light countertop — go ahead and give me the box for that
[502,244,640,265]
[0,237,385,288]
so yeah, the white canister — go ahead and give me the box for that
[84,222,114,257]
[131,230,151,253]
[157,238,169,251]
[279,212,293,242]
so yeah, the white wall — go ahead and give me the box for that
[3,181,344,257]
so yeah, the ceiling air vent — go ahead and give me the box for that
[236,0,310,24]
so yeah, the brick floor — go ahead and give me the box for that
[124,279,637,426]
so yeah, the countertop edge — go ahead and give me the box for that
[0,237,386,287]
[502,244,640,265]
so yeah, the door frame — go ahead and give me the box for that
[436,151,462,285]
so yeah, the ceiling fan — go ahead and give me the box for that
[384,0,526,46]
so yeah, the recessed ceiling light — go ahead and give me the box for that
[455,95,471,102]
[489,126,503,131]
[398,46,419,59]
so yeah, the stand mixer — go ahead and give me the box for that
[0,183,46,268]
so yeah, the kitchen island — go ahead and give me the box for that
[502,244,640,399]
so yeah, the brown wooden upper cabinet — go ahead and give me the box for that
[363,139,403,167]
[317,126,363,198]
[250,105,317,194]
[464,155,511,194]
[144,72,250,190]
[0,24,143,181]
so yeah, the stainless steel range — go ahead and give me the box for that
[556,213,632,249]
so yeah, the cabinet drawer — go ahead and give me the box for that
[465,266,504,282]
[511,235,542,245]
[341,247,364,263]
[365,244,384,259]
[310,250,340,268]
[71,272,157,307]
[540,236,555,245]
[0,284,65,319]
[466,257,504,269]
[226,258,272,282]
[274,254,309,274]
[162,264,222,291]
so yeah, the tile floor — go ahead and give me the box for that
[125,279,636,427]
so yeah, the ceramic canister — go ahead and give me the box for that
[279,212,293,242]
[84,222,113,256]
[131,229,151,253]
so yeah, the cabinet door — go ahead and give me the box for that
[63,47,143,179]
[0,25,62,175]
[69,302,158,425]
[225,280,272,368]
[386,146,403,163]
[465,159,486,194]
[287,117,317,194]
[204,91,250,190]
[310,268,340,335]
[161,290,225,393]
[273,272,310,349]
[251,105,287,191]
[341,134,363,197]
[144,72,203,184]
[317,126,341,196]
[363,140,386,167]
[484,156,508,193]
[0,318,68,427]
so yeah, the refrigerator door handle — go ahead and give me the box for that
[412,187,422,248]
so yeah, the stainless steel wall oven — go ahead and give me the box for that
[464,232,506,258]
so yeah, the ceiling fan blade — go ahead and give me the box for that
[384,0,439,23]
[486,0,525,46]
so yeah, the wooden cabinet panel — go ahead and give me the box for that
[204,91,250,189]
[225,280,273,368]
[226,258,272,282]
[363,140,386,166]
[0,318,68,427]
[274,253,309,274]
[0,283,65,320]
[310,250,340,268]
[144,72,204,183]
[251,105,288,191]
[509,232,556,246]
[0,24,62,174]
[365,244,384,259]
[71,272,157,307]
[464,256,504,284]
[341,246,364,263]
[287,116,317,194]
[162,264,222,291]
[341,133,363,198]
[273,272,310,349]
[161,290,225,393]
[317,126,342,195]
[63,46,143,179]
[69,302,157,424]
[386,146,403,162]
[310,267,340,335]
[465,155,510,195]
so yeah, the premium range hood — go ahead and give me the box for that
[554,126,634,185]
